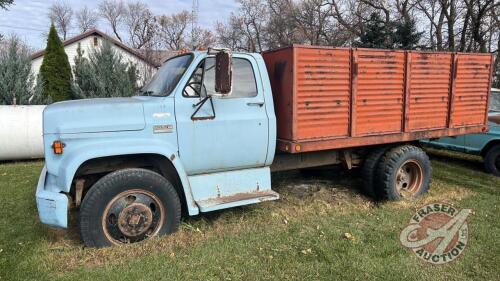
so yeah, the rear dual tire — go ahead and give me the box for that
[362,145,432,201]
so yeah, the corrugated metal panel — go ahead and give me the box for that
[450,54,493,127]
[353,49,405,136]
[262,47,294,140]
[263,45,493,153]
[295,47,351,139]
[407,52,452,131]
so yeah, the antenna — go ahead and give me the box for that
[191,0,199,50]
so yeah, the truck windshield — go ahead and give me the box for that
[490,90,500,112]
[140,54,193,97]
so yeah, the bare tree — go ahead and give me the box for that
[490,5,500,87]
[99,0,126,42]
[293,0,334,45]
[157,11,191,50]
[328,0,365,39]
[124,2,157,49]
[463,0,499,52]
[437,0,457,51]
[416,0,445,50]
[237,0,268,52]
[75,6,98,33]
[48,1,73,40]
[192,27,216,49]
[359,0,392,24]
[266,0,298,48]
[215,15,248,51]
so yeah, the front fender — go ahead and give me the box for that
[54,137,199,216]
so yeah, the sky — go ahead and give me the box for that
[0,0,239,51]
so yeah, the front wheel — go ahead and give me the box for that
[375,145,432,200]
[79,168,181,247]
[484,145,500,177]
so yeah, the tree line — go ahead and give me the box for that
[46,0,215,51]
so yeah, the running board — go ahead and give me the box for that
[196,190,279,212]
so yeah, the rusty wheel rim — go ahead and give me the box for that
[102,189,164,245]
[395,160,424,198]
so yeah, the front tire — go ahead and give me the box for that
[79,168,181,248]
[375,145,432,200]
[484,145,500,177]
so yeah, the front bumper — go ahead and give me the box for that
[35,166,68,228]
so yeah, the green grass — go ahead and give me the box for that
[0,149,499,281]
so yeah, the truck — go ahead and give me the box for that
[36,45,494,247]
[422,88,500,176]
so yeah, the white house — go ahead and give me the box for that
[31,29,159,85]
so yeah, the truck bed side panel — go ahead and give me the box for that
[451,54,493,128]
[262,45,494,153]
[295,47,351,139]
[407,52,453,131]
[353,49,405,136]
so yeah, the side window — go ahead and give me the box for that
[231,58,258,98]
[183,61,204,97]
[188,57,258,98]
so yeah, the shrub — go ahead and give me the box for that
[0,36,44,105]
[72,40,138,99]
[39,24,72,102]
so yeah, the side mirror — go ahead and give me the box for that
[215,50,232,95]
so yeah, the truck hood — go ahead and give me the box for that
[43,97,146,134]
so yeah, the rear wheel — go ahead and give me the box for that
[484,145,500,177]
[362,146,389,199]
[375,145,432,200]
[79,168,181,247]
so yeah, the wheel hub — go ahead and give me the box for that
[396,160,423,198]
[102,190,164,245]
[117,203,153,237]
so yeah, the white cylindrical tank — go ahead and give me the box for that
[0,105,46,161]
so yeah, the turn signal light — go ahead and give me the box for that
[52,141,64,155]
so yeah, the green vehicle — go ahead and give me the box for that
[422,88,500,177]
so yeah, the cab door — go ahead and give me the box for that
[431,136,466,152]
[175,54,270,175]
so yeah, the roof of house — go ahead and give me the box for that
[30,29,160,67]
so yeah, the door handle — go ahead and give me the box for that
[247,101,265,107]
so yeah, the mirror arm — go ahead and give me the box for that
[191,96,216,121]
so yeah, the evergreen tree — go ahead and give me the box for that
[393,19,424,50]
[0,0,14,40]
[0,0,14,9]
[356,13,393,49]
[0,37,44,105]
[39,24,72,102]
[72,40,138,99]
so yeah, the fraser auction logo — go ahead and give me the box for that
[399,203,472,264]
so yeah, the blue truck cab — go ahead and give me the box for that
[37,51,281,246]
[422,89,500,176]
